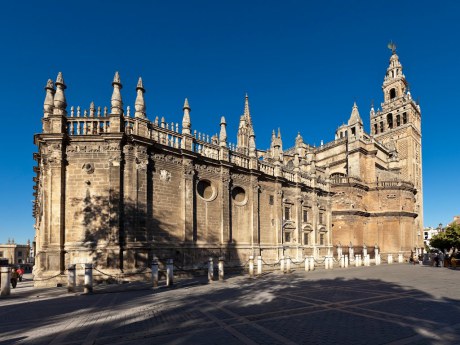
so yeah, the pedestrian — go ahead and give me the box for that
[439,252,445,267]
[434,253,440,267]
[10,268,19,288]
[17,267,24,282]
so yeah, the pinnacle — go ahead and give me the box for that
[55,72,66,87]
[183,98,190,110]
[112,71,121,85]
[137,77,144,89]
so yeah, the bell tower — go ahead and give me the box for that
[370,43,423,241]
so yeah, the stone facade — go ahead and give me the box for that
[33,48,423,286]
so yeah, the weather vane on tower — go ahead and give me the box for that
[387,41,396,54]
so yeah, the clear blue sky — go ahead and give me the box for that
[0,1,459,244]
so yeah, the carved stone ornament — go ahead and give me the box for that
[159,169,171,182]
[82,162,95,174]
[136,158,148,170]
[109,153,122,166]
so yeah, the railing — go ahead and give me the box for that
[230,151,250,169]
[259,161,275,176]
[68,118,110,135]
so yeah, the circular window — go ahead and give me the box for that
[197,180,215,201]
[232,186,247,205]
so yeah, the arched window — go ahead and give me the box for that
[390,88,396,99]
[396,115,401,126]
[387,113,393,129]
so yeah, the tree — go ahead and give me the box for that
[429,223,460,252]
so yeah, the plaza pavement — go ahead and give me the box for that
[0,264,459,345]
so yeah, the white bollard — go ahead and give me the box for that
[218,257,224,281]
[324,256,329,270]
[329,256,334,269]
[309,256,315,271]
[398,253,404,263]
[166,259,174,286]
[84,263,93,294]
[0,266,11,296]
[363,246,368,257]
[388,254,393,264]
[249,256,254,277]
[151,258,159,288]
[345,255,349,268]
[257,256,262,275]
[280,256,285,273]
[208,257,214,283]
[375,254,381,265]
[305,256,309,271]
[355,255,359,267]
[286,256,291,273]
[67,264,76,293]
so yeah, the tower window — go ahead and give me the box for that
[380,122,384,133]
[319,212,324,224]
[320,233,325,245]
[351,127,356,136]
[403,112,408,124]
[396,115,401,126]
[387,114,393,129]
[374,123,378,134]
[390,88,396,99]
[269,195,274,205]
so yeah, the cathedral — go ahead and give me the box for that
[32,47,423,286]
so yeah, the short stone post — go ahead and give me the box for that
[218,257,224,281]
[309,256,315,271]
[151,257,159,288]
[366,254,371,266]
[208,257,214,283]
[349,242,354,262]
[84,263,93,294]
[166,259,174,287]
[363,244,367,257]
[388,254,393,264]
[375,254,381,265]
[345,255,349,268]
[339,255,344,268]
[398,252,403,263]
[305,256,309,271]
[374,245,379,257]
[280,256,285,273]
[355,255,360,267]
[249,255,254,277]
[286,256,291,273]
[67,264,76,293]
[0,266,11,296]
[257,256,262,275]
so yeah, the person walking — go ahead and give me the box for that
[10,268,19,288]
[16,267,24,281]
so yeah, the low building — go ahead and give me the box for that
[0,239,31,265]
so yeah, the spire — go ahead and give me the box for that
[348,102,363,125]
[134,77,146,118]
[110,71,123,115]
[219,116,227,147]
[295,132,304,147]
[43,79,55,117]
[182,98,191,135]
[53,72,67,115]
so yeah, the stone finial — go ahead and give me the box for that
[295,132,304,147]
[182,98,191,135]
[110,71,123,115]
[89,101,95,117]
[53,72,67,115]
[219,116,227,147]
[43,79,55,117]
[348,102,363,125]
[249,127,256,157]
[134,77,146,118]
